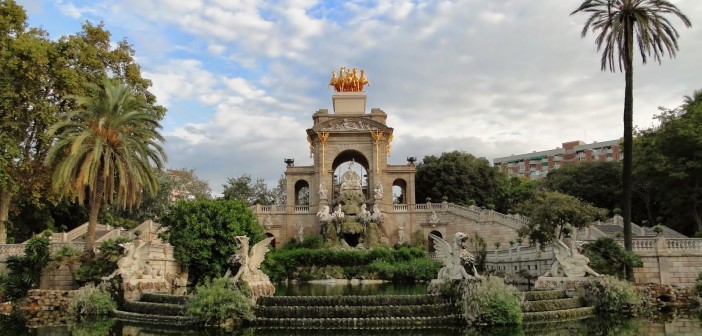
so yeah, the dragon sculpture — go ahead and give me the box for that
[430,232,480,280]
[225,236,275,285]
[545,239,601,278]
[103,240,152,281]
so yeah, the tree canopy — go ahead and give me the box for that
[632,90,702,235]
[518,190,607,248]
[415,151,503,206]
[0,1,165,243]
[541,161,622,213]
[222,174,276,205]
[160,198,265,284]
[44,79,166,254]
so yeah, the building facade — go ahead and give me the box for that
[493,139,622,180]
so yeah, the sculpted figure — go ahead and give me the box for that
[370,204,386,224]
[374,181,383,199]
[103,240,152,281]
[359,69,370,91]
[318,182,328,200]
[317,205,332,222]
[545,239,601,278]
[429,211,440,224]
[328,71,338,90]
[398,223,405,245]
[226,236,275,284]
[430,232,477,280]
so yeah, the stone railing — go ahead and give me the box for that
[294,205,310,213]
[259,205,272,212]
[631,238,657,251]
[667,238,702,251]
[393,204,409,212]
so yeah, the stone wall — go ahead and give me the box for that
[632,238,702,288]
[23,289,75,326]
[486,237,702,288]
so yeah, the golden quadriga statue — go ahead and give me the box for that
[328,67,370,92]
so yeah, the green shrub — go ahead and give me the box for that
[582,237,641,279]
[187,277,253,326]
[161,199,265,285]
[68,283,117,317]
[695,273,702,297]
[462,276,523,325]
[1,232,52,301]
[584,276,642,313]
[73,237,132,285]
[261,245,437,282]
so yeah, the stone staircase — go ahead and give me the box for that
[113,293,198,326]
[252,294,462,327]
[521,289,594,323]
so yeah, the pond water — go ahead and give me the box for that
[2,312,701,336]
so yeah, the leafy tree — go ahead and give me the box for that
[631,128,664,227]
[0,2,164,244]
[160,198,265,284]
[541,161,622,212]
[518,190,607,248]
[633,90,702,235]
[44,80,166,256]
[495,176,538,214]
[168,168,211,201]
[222,174,275,205]
[571,0,691,280]
[0,1,58,244]
[415,151,502,206]
[272,174,287,206]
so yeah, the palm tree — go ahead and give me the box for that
[45,79,167,256]
[571,0,690,280]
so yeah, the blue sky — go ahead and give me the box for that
[18,0,702,194]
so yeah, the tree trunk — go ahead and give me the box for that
[622,19,635,282]
[84,179,104,258]
[0,189,11,244]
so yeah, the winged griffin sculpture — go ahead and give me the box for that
[225,236,275,284]
[545,239,601,278]
[429,232,480,280]
[103,240,152,281]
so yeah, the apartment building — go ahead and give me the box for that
[493,139,622,180]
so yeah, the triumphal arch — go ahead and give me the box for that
[254,68,419,248]
[252,68,525,250]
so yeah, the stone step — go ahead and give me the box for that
[250,326,465,335]
[521,297,584,312]
[254,303,453,319]
[522,306,595,323]
[122,300,188,316]
[250,314,463,327]
[140,293,189,305]
[522,290,567,301]
[257,294,445,307]
[112,309,199,326]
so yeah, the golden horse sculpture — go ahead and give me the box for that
[328,67,370,92]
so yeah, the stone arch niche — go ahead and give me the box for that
[294,180,310,205]
[392,178,407,204]
[265,232,276,249]
[332,150,370,205]
[428,230,443,253]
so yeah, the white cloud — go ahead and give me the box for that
[39,0,702,192]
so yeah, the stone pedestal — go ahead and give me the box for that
[333,92,366,114]
[123,278,172,301]
[248,280,275,305]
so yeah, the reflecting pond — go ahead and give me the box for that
[2,312,702,336]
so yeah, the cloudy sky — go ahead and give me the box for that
[19,0,702,194]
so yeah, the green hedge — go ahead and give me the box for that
[262,246,440,282]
